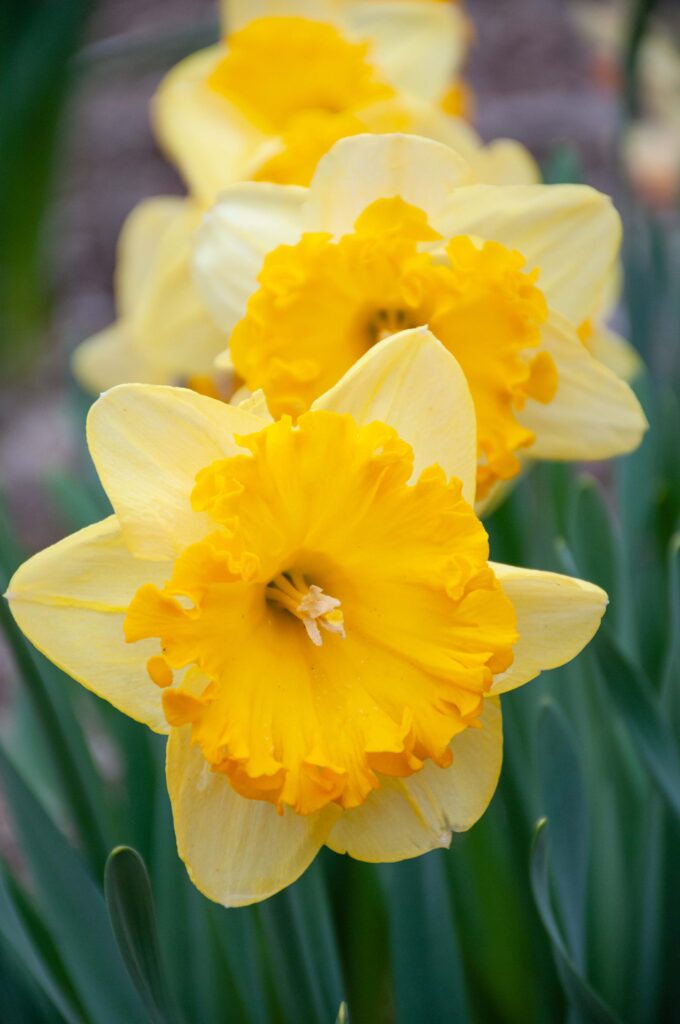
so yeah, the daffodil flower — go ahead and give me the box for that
[7,329,608,906]
[153,0,471,200]
[71,2,531,396]
[194,133,647,505]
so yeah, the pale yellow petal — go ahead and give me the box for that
[473,139,541,186]
[490,564,608,695]
[327,696,502,861]
[312,327,477,503]
[235,388,274,422]
[439,183,622,325]
[5,517,170,732]
[128,200,226,378]
[116,198,186,316]
[358,96,481,156]
[520,311,648,460]
[346,2,468,102]
[86,384,269,560]
[167,726,337,906]
[193,184,306,330]
[151,46,274,206]
[588,322,643,383]
[306,133,471,236]
[71,323,169,396]
[221,0,342,30]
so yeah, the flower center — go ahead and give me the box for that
[229,197,557,499]
[266,571,345,646]
[124,412,517,815]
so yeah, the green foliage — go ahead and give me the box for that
[2,14,680,1024]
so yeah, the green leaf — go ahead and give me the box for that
[536,701,587,967]
[258,860,346,1024]
[0,746,146,1024]
[381,852,470,1023]
[662,534,680,710]
[105,847,184,1024]
[593,628,680,820]
[0,867,85,1024]
[530,820,621,1024]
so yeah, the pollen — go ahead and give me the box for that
[266,573,345,646]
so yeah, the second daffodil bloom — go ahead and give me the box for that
[195,133,648,505]
[153,0,471,200]
[7,330,608,906]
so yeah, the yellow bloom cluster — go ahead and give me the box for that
[8,0,648,906]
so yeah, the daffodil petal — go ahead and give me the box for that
[326,696,502,861]
[5,517,171,731]
[490,564,608,695]
[306,133,470,236]
[221,0,342,31]
[473,139,541,186]
[193,183,307,330]
[151,46,274,205]
[127,200,227,379]
[439,184,621,325]
[116,198,186,316]
[312,327,477,503]
[86,385,269,560]
[167,725,338,906]
[588,322,643,383]
[346,2,468,102]
[520,311,648,460]
[71,323,167,395]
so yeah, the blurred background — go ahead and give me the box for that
[1,2,680,1022]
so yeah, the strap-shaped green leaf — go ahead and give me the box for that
[105,846,184,1024]
[594,628,680,820]
[0,747,146,1024]
[530,820,621,1024]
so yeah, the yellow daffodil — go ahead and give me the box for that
[70,120,541,397]
[153,0,471,200]
[194,133,647,504]
[72,198,229,396]
[7,329,608,906]
[72,0,534,397]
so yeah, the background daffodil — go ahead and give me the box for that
[194,132,648,505]
[71,0,542,399]
[7,329,607,906]
[153,0,471,201]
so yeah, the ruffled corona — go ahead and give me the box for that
[230,198,557,499]
[124,411,517,815]
[205,16,394,185]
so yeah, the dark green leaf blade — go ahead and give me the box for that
[105,846,184,1024]
[594,628,680,820]
[0,746,146,1024]
[530,820,621,1024]
[536,701,587,967]
[381,852,470,1024]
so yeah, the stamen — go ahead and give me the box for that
[266,573,345,646]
